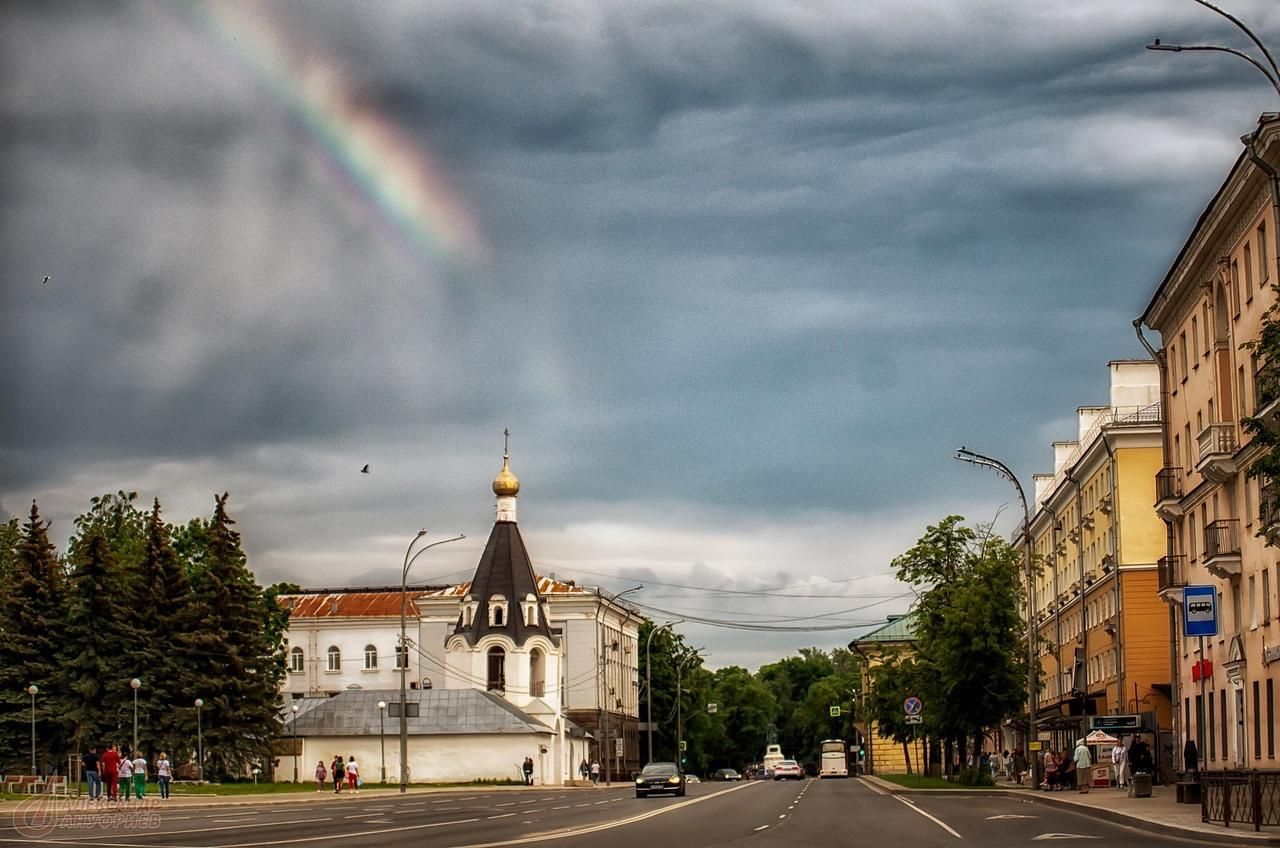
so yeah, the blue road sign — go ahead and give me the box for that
[903,696,923,716]
[1184,585,1218,638]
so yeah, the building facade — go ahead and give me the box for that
[1141,113,1280,771]
[849,613,917,776]
[1025,361,1170,753]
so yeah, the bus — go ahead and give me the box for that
[819,739,849,778]
[762,744,785,777]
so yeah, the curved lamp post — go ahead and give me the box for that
[194,698,204,783]
[400,530,466,793]
[1146,0,1280,97]
[27,685,38,775]
[130,678,141,753]
[601,585,643,784]
[955,447,1038,789]
[645,620,683,763]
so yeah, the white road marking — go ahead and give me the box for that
[754,825,769,831]
[489,813,516,819]
[574,803,590,807]
[520,799,538,804]
[1032,835,1099,841]
[552,805,571,810]
[986,814,1037,820]
[893,796,962,839]
[539,797,554,801]
[497,802,517,807]
[344,813,382,819]
[593,800,609,805]
[778,814,787,819]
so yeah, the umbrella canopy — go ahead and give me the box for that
[1085,729,1120,745]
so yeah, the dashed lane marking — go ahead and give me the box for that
[489,814,516,820]
[754,826,769,832]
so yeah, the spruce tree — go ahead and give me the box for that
[185,494,286,778]
[60,532,133,753]
[0,502,67,773]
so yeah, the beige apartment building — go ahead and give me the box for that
[1025,362,1170,753]
[1140,113,1280,770]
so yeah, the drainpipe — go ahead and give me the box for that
[1135,318,1180,773]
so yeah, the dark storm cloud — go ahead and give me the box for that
[5,0,1280,663]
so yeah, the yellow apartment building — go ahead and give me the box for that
[1140,113,1280,771]
[1025,361,1171,753]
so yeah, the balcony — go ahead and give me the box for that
[1255,358,1280,433]
[1154,467,1184,520]
[1196,422,1239,483]
[530,680,545,698]
[1203,518,1242,579]
[1157,554,1186,605]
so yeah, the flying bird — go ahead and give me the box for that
[41,276,49,284]
[360,464,370,473]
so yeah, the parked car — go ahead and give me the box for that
[713,768,741,781]
[635,762,686,797]
[773,760,803,780]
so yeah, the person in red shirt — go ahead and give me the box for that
[99,744,121,802]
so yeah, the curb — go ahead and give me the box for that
[859,775,1280,846]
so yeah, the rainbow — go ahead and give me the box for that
[181,1,485,269]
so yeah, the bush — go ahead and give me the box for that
[952,767,994,787]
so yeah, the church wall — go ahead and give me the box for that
[295,732,557,785]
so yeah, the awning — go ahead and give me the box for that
[1085,730,1119,745]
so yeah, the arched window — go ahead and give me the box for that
[487,646,506,691]
[289,647,305,673]
[364,644,378,670]
[489,594,507,627]
[530,648,546,698]
[327,646,341,672]
[523,593,538,626]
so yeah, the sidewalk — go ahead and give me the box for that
[864,774,1280,845]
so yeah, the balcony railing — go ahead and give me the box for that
[1157,555,1186,592]
[1155,467,1184,520]
[1197,423,1239,483]
[1264,481,1280,544]
[530,681,545,698]
[1205,519,1241,560]
[1256,358,1280,411]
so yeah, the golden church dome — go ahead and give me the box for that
[492,456,520,497]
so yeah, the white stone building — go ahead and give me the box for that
[279,449,642,783]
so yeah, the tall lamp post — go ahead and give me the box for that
[400,530,466,793]
[194,698,204,783]
[1146,0,1280,98]
[130,678,141,753]
[675,649,704,771]
[27,685,38,775]
[645,619,683,763]
[291,704,300,782]
[377,701,387,783]
[600,585,643,785]
[955,447,1038,789]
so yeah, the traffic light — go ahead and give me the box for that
[680,754,687,766]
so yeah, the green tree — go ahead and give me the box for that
[865,651,926,774]
[704,666,776,769]
[1243,285,1280,517]
[892,515,1027,784]
[185,494,287,778]
[0,502,68,772]
[0,515,21,587]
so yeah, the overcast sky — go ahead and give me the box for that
[3,1,1278,668]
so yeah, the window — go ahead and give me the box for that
[1265,568,1273,624]
[1192,316,1200,366]
[1185,424,1193,470]
[364,644,378,670]
[1241,366,1249,418]
[327,646,341,672]
[488,595,507,627]
[1222,689,1229,757]
[1209,689,1217,760]
[395,644,407,670]
[1180,332,1189,380]
[486,646,506,691]
[1251,576,1259,629]
[1255,681,1262,758]
[1261,222,1271,284]
[1268,679,1275,758]
[1204,303,1212,357]
[1246,243,1255,302]
[1233,260,1242,316]
[289,647,304,673]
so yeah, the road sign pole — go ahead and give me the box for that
[1198,635,1206,761]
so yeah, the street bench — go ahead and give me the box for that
[1175,780,1201,804]
[3,776,42,794]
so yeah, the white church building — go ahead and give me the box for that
[278,450,642,784]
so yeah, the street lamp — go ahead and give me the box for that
[645,620,683,763]
[194,698,204,783]
[675,648,705,772]
[600,585,643,785]
[955,447,1038,788]
[1146,1,1280,97]
[377,701,387,783]
[130,678,141,753]
[26,685,37,775]
[291,704,300,782]
[400,530,466,793]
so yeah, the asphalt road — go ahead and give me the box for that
[0,778,1217,848]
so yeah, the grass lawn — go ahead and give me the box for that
[0,779,526,802]
[877,773,1004,790]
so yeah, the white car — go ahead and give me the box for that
[773,760,803,780]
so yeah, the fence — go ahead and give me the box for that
[1201,770,1280,831]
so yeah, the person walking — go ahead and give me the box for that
[1011,748,1027,786]
[1072,739,1092,794]
[1111,740,1128,788]
[118,752,134,801]
[331,755,345,793]
[523,756,534,786]
[131,751,147,799]
[1042,750,1059,790]
[315,760,328,792]
[346,756,360,793]
[156,753,172,800]
[100,745,120,802]
[579,759,589,782]
[82,746,102,802]
[589,760,600,785]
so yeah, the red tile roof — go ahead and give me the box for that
[279,591,433,618]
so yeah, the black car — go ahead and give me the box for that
[635,762,686,797]
[713,768,741,781]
